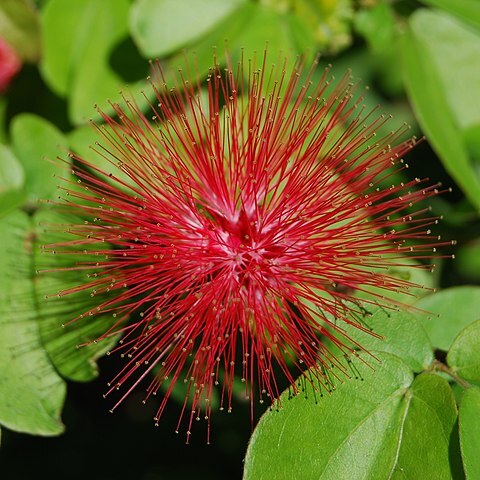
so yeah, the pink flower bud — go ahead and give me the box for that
[0,38,21,94]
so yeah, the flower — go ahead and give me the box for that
[0,37,21,94]
[46,51,446,442]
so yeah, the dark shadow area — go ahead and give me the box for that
[110,37,150,84]
[5,65,71,132]
[449,417,466,480]
[0,354,264,480]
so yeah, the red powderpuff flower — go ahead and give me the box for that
[0,37,21,94]
[46,51,447,441]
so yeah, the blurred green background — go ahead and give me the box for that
[1,0,479,478]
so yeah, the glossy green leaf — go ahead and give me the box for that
[411,10,480,133]
[459,387,480,479]
[0,212,65,435]
[40,0,90,96]
[0,0,41,62]
[160,3,250,80]
[34,209,122,382]
[353,2,403,95]
[455,240,480,280]
[0,190,26,219]
[393,373,462,479]
[402,10,480,211]
[245,353,412,480]
[421,0,480,31]
[321,304,433,372]
[163,2,314,86]
[41,0,145,124]
[355,257,436,306]
[10,113,68,206]
[130,0,246,58]
[41,0,129,95]
[464,124,480,160]
[244,354,456,480]
[354,2,396,54]
[447,319,480,382]
[228,5,298,60]
[415,286,480,351]
[0,143,24,194]
[286,8,316,55]
[0,144,25,216]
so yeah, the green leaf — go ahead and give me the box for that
[245,353,412,480]
[0,0,41,62]
[464,124,480,160]
[321,304,433,372]
[40,0,88,96]
[163,3,314,85]
[0,143,24,194]
[154,4,247,81]
[0,144,25,216]
[415,286,480,351]
[41,0,129,95]
[0,212,65,435]
[34,209,122,382]
[41,0,144,125]
[286,8,316,55]
[420,0,480,31]
[411,10,480,133]
[392,373,462,480]
[459,387,480,479]
[402,10,480,211]
[455,240,480,281]
[130,0,246,58]
[10,113,68,206]
[228,5,299,60]
[354,257,436,305]
[0,190,26,219]
[353,3,403,95]
[244,353,456,480]
[354,2,396,54]
[447,319,480,383]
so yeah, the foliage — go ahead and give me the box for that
[244,304,475,479]
[0,0,479,479]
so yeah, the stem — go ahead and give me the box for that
[430,359,472,389]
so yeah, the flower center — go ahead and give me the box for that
[203,206,278,282]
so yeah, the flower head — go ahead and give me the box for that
[46,51,446,441]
